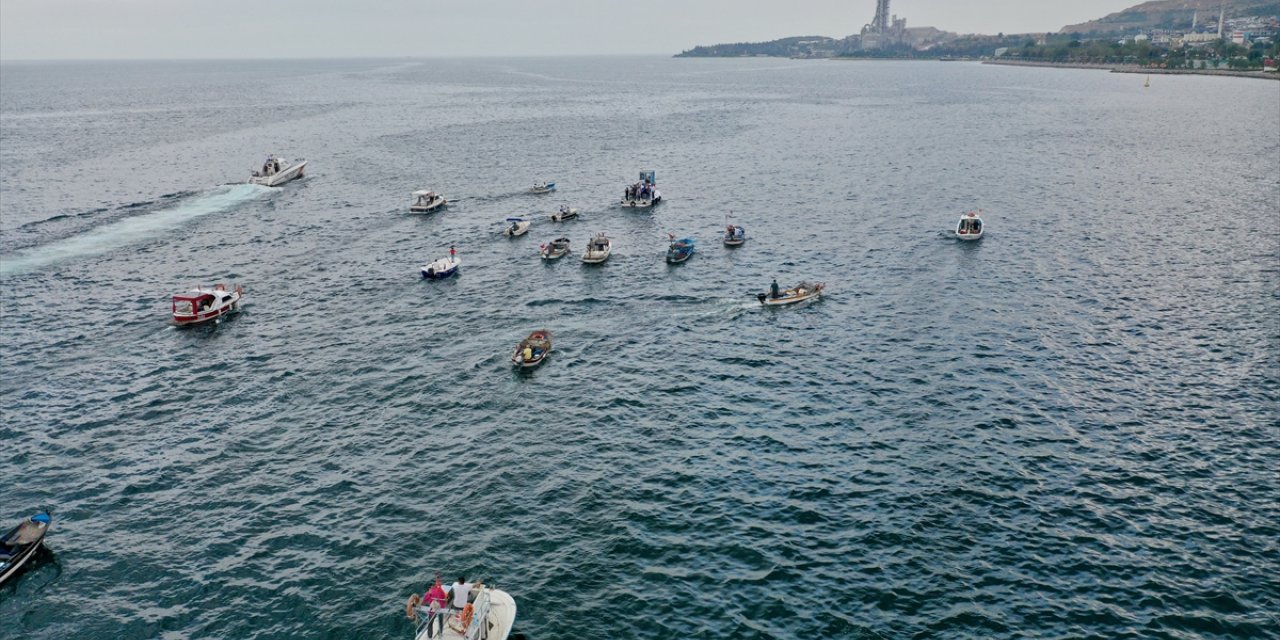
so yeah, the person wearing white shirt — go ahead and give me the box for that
[449,576,472,610]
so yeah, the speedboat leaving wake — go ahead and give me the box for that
[0,184,272,277]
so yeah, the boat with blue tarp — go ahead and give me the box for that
[1,510,51,586]
[666,235,695,263]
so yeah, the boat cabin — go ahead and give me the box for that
[413,191,439,206]
[260,155,282,176]
[173,289,232,316]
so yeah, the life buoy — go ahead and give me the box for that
[406,594,422,620]
[449,603,474,633]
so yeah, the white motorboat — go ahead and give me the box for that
[171,284,244,326]
[955,210,984,240]
[620,170,661,209]
[411,190,448,214]
[582,232,611,264]
[410,585,516,640]
[503,217,532,237]
[540,237,571,260]
[421,255,460,279]
[758,281,825,306]
[248,154,307,187]
[549,205,579,222]
[530,181,556,194]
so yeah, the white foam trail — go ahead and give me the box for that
[1,184,272,277]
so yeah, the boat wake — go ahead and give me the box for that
[0,184,272,277]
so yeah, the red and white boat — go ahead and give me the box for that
[171,284,244,326]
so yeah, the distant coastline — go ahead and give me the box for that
[983,59,1280,80]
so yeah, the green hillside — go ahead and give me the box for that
[1061,0,1280,34]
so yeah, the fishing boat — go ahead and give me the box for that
[723,224,746,247]
[504,217,532,237]
[540,237,571,260]
[582,232,611,264]
[620,170,661,209]
[408,583,517,640]
[757,281,825,306]
[666,235,695,264]
[511,329,553,368]
[1,510,51,586]
[248,154,307,187]
[530,181,556,194]
[410,190,448,213]
[421,255,460,279]
[172,284,244,326]
[955,210,984,240]
[549,205,579,222]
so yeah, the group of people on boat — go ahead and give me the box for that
[725,225,745,240]
[623,181,655,202]
[259,156,282,177]
[409,574,483,637]
[957,216,982,235]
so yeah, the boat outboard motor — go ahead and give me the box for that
[757,293,768,303]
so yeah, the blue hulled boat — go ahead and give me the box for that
[666,236,695,264]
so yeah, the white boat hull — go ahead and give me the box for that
[582,249,610,264]
[421,256,460,279]
[955,230,983,241]
[762,291,820,306]
[410,198,448,213]
[248,160,307,187]
[504,221,531,237]
[621,195,660,209]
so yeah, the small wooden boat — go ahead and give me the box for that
[723,224,746,246]
[549,205,579,222]
[1,510,51,586]
[540,237,571,260]
[530,181,556,194]
[511,329,553,368]
[504,217,532,237]
[410,190,448,213]
[582,233,611,264]
[421,255,460,279]
[666,236,695,264]
[248,154,306,187]
[172,284,243,326]
[758,281,825,306]
[955,210,984,240]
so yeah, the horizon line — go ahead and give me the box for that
[0,52,689,64]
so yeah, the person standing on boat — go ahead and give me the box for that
[423,574,449,637]
[449,576,473,611]
[770,279,781,299]
[449,245,457,259]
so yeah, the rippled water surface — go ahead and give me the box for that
[2,57,1278,639]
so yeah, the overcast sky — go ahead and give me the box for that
[0,0,1140,60]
